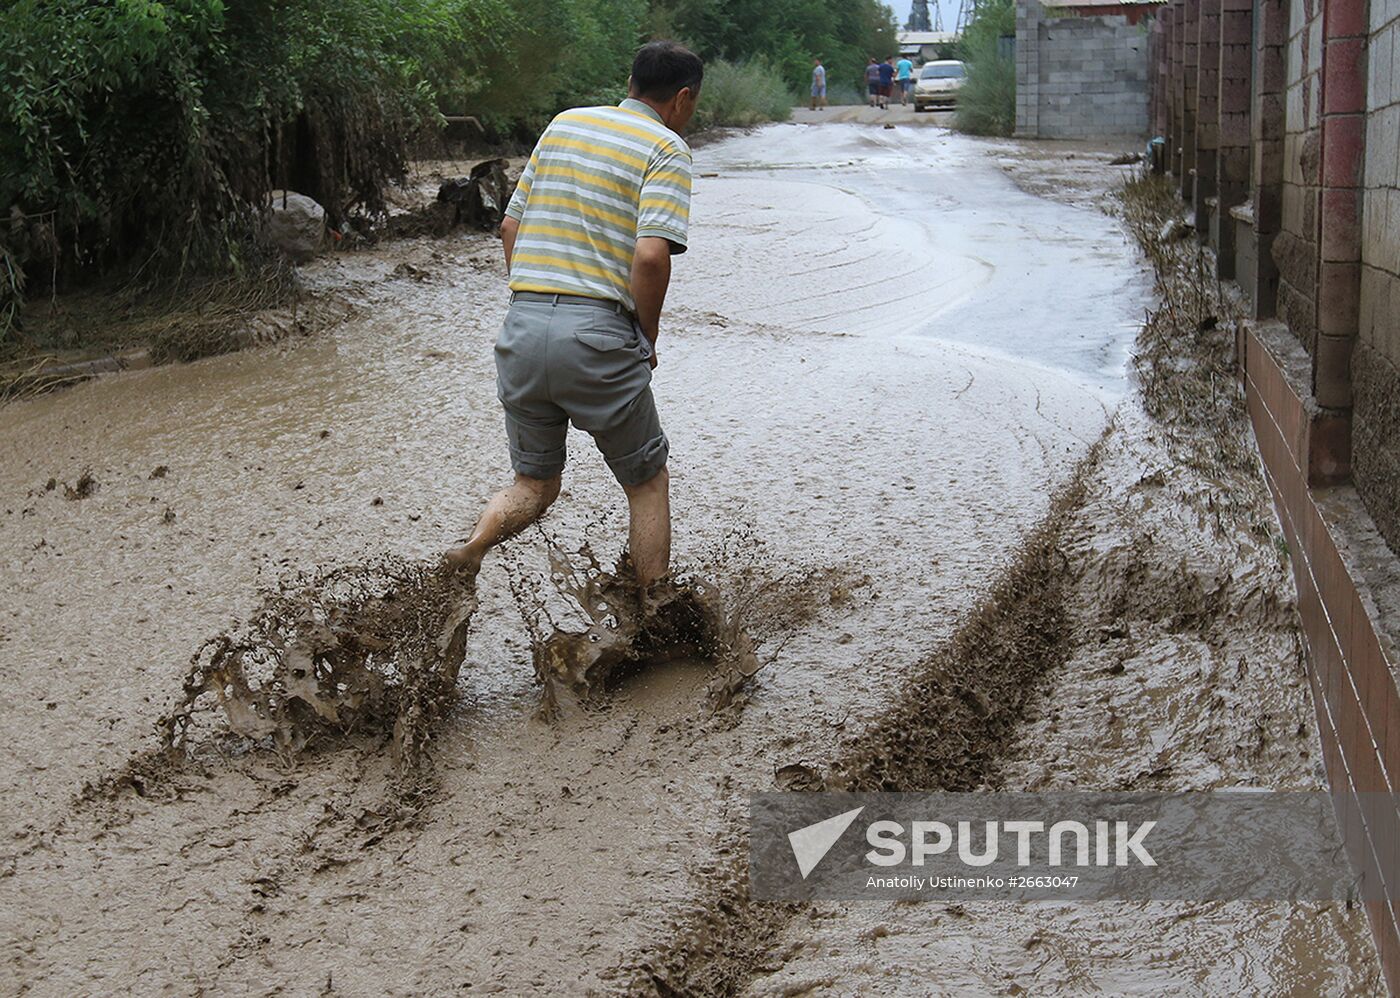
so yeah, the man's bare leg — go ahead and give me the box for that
[622,466,670,589]
[444,472,562,574]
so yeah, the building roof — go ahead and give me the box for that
[897,31,960,44]
[1044,0,1165,6]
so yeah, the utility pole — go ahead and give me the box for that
[906,0,934,32]
[955,0,978,33]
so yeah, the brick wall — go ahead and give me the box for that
[1015,0,1150,138]
[1358,0,1400,554]
[1151,0,1400,986]
[1274,0,1324,351]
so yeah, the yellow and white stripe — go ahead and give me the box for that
[505,98,692,310]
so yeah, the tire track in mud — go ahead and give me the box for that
[607,441,1102,996]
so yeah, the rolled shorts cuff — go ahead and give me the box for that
[605,431,669,487]
[508,442,566,480]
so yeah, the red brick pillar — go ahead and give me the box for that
[1158,8,1177,142]
[1313,0,1367,409]
[1194,0,1221,237]
[1170,2,1185,179]
[1180,0,1200,202]
[1215,0,1253,278]
[1250,0,1286,318]
[1150,14,1169,139]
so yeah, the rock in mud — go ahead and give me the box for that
[62,467,97,500]
[1157,217,1193,243]
[436,159,512,230]
[266,190,326,262]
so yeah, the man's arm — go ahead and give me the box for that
[500,215,520,272]
[631,236,672,367]
[500,145,539,274]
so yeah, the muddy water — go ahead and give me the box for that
[744,406,1379,995]
[0,122,1360,994]
[689,125,1146,390]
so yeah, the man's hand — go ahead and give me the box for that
[631,236,672,367]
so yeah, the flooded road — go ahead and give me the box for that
[0,121,1375,994]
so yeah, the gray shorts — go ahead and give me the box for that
[494,294,668,486]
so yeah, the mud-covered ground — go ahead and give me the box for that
[0,121,1379,994]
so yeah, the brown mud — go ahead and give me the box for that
[600,172,1380,995]
[612,450,1098,995]
[1,127,1377,994]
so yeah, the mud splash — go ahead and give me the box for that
[515,541,760,714]
[160,557,475,770]
[155,529,829,774]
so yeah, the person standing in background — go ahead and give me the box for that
[865,57,881,107]
[810,57,827,111]
[895,54,914,105]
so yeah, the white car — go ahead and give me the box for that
[913,60,966,111]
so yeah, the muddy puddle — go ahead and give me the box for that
[0,123,1378,994]
[153,532,826,777]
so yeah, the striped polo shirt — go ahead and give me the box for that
[504,98,692,311]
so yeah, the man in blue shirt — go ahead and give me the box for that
[877,57,895,110]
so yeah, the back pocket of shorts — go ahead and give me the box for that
[573,315,635,352]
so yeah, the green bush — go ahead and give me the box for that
[0,0,644,320]
[954,0,1016,136]
[692,60,793,129]
[0,0,890,344]
[648,0,895,107]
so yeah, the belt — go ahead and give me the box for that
[510,291,630,315]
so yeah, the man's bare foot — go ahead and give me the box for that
[443,539,484,576]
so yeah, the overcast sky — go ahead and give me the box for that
[888,0,961,32]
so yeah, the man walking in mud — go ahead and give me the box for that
[445,41,701,593]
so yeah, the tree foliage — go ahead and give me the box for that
[0,0,891,327]
[650,0,896,100]
[954,0,1016,136]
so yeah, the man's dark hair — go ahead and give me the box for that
[631,41,704,101]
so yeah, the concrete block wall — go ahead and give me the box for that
[1252,0,1288,317]
[1015,0,1149,138]
[1194,0,1221,223]
[1181,0,1200,190]
[1016,0,1042,135]
[1357,0,1400,560]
